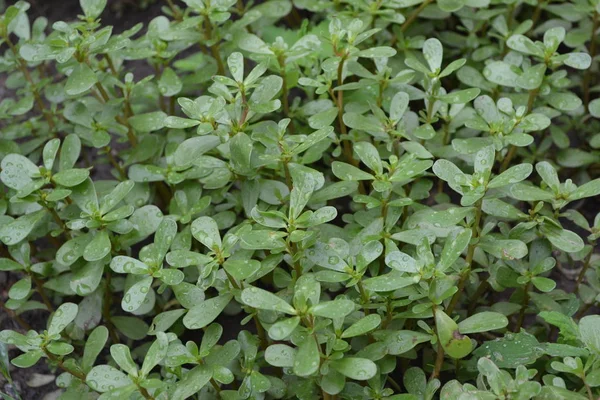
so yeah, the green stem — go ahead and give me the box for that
[203,14,225,75]
[446,199,483,314]
[401,0,433,32]
[575,244,595,292]
[431,306,445,379]
[5,37,56,131]
[515,282,531,332]
[584,11,599,111]
[500,88,538,172]
[42,348,86,381]
[103,271,120,344]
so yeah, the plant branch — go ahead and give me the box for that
[446,199,483,314]
[401,0,434,32]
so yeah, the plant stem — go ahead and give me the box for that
[278,56,291,122]
[584,11,599,111]
[431,306,445,379]
[530,0,544,28]
[446,199,483,314]
[575,244,595,291]
[500,88,538,172]
[582,376,594,400]
[401,0,433,32]
[387,375,402,392]
[95,82,110,103]
[43,348,87,381]
[104,146,127,180]
[515,282,531,332]
[42,202,70,240]
[103,271,120,344]
[203,14,225,75]
[164,0,183,20]
[137,384,155,400]
[0,299,31,331]
[31,273,55,312]
[575,302,594,319]
[467,278,489,316]
[357,280,371,315]
[5,37,56,131]
[334,55,366,194]
[336,56,354,164]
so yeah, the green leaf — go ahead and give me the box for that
[293,336,320,377]
[535,162,559,191]
[438,0,465,12]
[65,63,98,96]
[457,312,508,334]
[330,357,377,380]
[83,230,111,262]
[357,46,397,58]
[547,92,582,112]
[510,183,554,201]
[438,88,480,104]
[42,139,60,170]
[488,164,533,189]
[0,258,23,271]
[191,216,221,250]
[341,314,381,338]
[589,98,600,118]
[8,277,31,300]
[80,0,107,19]
[158,67,182,96]
[310,299,354,319]
[516,64,546,90]
[268,316,300,340]
[385,251,419,273]
[71,178,99,215]
[128,111,168,133]
[87,365,132,392]
[239,230,287,250]
[423,38,443,72]
[241,287,296,314]
[121,276,153,312]
[472,331,545,368]
[507,35,544,57]
[363,272,416,292]
[483,61,519,87]
[580,315,600,354]
[49,303,78,336]
[52,169,90,187]
[141,332,168,377]
[0,210,46,245]
[539,223,585,253]
[71,260,104,295]
[223,258,261,281]
[435,310,472,359]
[531,276,556,292]
[100,180,134,215]
[569,178,600,200]
[332,162,374,181]
[265,344,296,367]
[183,294,232,330]
[479,237,528,259]
[354,142,382,175]
[82,326,109,373]
[173,136,220,167]
[171,365,212,400]
[12,350,43,368]
[0,154,39,190]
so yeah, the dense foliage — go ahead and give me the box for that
[1,0,600,399]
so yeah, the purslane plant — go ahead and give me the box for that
[0,0,600,399]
